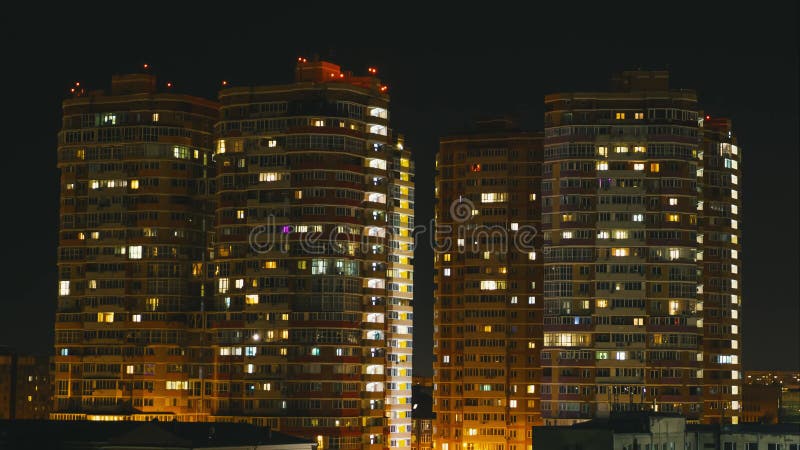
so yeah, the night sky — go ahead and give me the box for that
[2,3,797,376]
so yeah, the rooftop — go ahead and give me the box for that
[0,420,313,449]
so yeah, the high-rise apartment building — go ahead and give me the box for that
[540,71,743,424]
[54,73,219,419]
[54,59,414,449]
[433,119,543,450]
[211,58,414,449]
[699,117,743,424]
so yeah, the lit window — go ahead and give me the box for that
[128,246,142,259]
[669,198,678,206]
[510,400,518,408]
[633,317,644,326]
[510,296,518,304]
[614,146,628,153]
[88,280,97,289]
[596,351,609,360]
[615,112,626,120]
[234,279,244,289]
[480,280,505,290]
[597,230,609,239]
[634,146,646,153]
[66,183,75,190]
[312,119,325,127]
[510,222,519,231]
[130,179,139,190]
[528,296,536,305]
[173,146,190,159]
[596,299,608,308]
[481,192,507,203]
[470,163,481,172]
[217,140,226,154]
[596,162,609,171]
[562,231,573,239]
[260,172,280,182]
[236,210,245,219]
[311,347,320,356]
[97,312,114,323]
[632,214,644,222]
[76,149,85,160]
[528,252,536,261]
[731,204,738,215]
[152,113,159,122]
[268,139,277,148]
[634,112,644,120]
[633,163,644,171]
[669,300,680,315]
[650,163,660,173]
[245,294,259,305]
[443,253,451,262]
[731,189,738,199]
[529,193,537,201]
[597,146,608,157]
[527,385,535,393]
[218,278,229,294]
[612,248,629,257]
[666,214,680,222]
[132,314,141,322]
[613,230,628,239]
[443,268,451,277]
[59,281,70,296]
[263,261,277,269]
[669,248,680,260]
[615,351,627,360]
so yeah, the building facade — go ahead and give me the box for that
[54,73,219,419]
[699,117,744,424]
[433,120,543,450]
[541,71,723,423]
[746,372,800,424]
[0,348,52,419]
[210,59,414,449]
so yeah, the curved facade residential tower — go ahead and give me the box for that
[211,59,414,449]
[54,73,218,419]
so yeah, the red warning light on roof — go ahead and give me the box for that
[705,115,711,120]
[379,85,388,92]
[75,82,80,87]
[166,82,173,88]
[368,67,378,74]
[222,80,228,86]
[143,63,149,69]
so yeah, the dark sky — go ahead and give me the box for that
[2,3,797,376]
